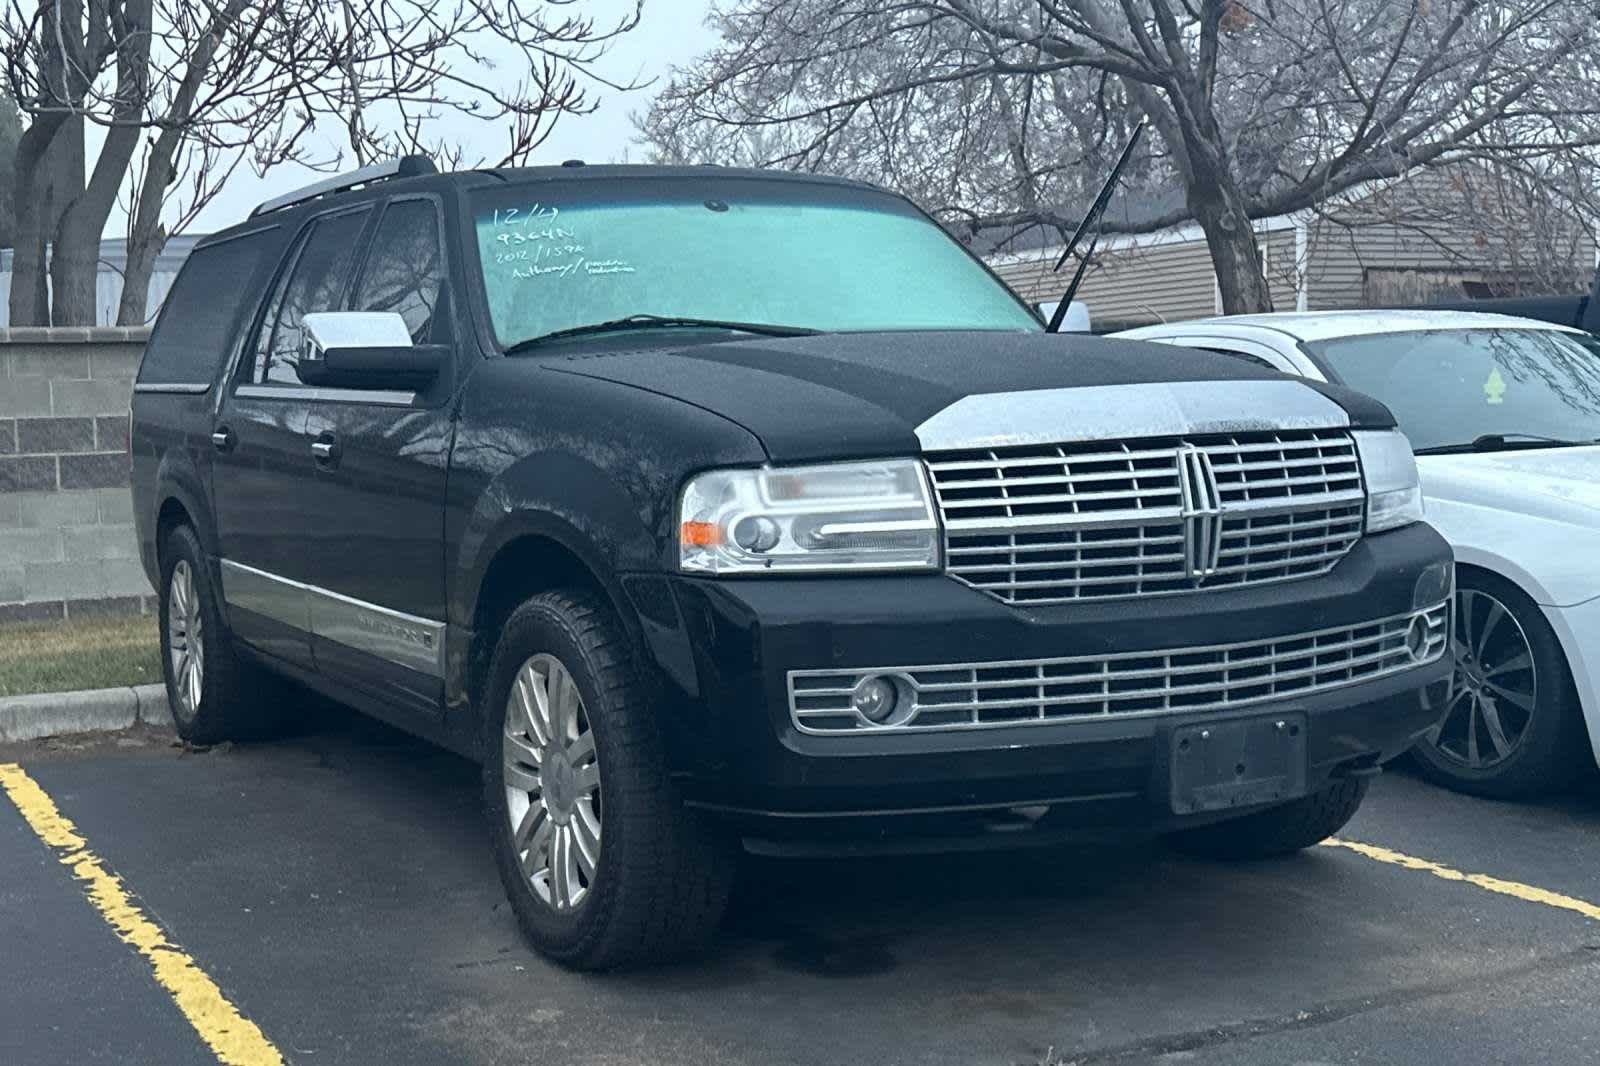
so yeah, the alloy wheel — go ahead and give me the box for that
[503,653,603,911]
[167,560,205,718]
[1428,588,1537,769]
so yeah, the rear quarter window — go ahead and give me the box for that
[137,229,277,386]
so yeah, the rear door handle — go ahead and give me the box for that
[211,427,235,452]
[311,433,341,465]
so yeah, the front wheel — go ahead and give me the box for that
[1167,779,1369,859]
[1410,570,1588,799]
[482,589,735,970]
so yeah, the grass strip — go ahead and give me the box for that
[0,614,162,698]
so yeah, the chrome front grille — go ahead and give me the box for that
[928,430,1365,604]
[789,603,1448,734]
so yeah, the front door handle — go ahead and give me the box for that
[211,426,235,453]
[311,433,341,466]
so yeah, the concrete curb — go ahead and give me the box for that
[0,684,172,743]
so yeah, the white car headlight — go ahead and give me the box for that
[679,459,940,574]
[1354,429,1424,533]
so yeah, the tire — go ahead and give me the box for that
[1410,569,1588,799]
[1167,779,1369,859]
[157,524,292,745]
[482,589,735,970]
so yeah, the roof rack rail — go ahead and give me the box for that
[250,155,437,217]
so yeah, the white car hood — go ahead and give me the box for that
[1420,445,1600,607]
[1421,446,1600,525]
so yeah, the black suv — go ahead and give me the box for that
[132,158,1454,969]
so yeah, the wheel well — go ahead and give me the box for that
[1453,561,1530,602]
[468,535,614,704]
[155,497,193,560]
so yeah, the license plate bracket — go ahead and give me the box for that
[1170,714,1309,815]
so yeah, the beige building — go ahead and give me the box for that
[980,173,1598,331]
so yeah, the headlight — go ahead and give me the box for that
[679,459,940,573]
[1354,429,1424,533]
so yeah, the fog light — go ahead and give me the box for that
[851,675,899,723]
[1412,560,1453,610]
[1405,615,1430,662]
[732,515,781,553]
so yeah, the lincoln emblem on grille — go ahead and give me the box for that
[1175,444,1224,581]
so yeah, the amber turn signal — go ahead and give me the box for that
[680,520,723,547]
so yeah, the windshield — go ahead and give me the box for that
[470,178,1040,347]
[1305,328,1600,452]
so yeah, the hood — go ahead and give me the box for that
[546,331,1392,461]
[1421,446,1600,526]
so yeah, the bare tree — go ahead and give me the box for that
[3,0,646,327]
[641,1,1600,314]
[311,0,643,168]
[0,88,22,247]
[3,0,104,326]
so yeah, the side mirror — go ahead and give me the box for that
[297,311,446,391]
[1034,300,1092,333]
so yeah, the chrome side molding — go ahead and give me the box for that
[133,382,211,395]
[219,559,446,678]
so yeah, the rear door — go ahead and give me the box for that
[131,228,280,586]
[298,195,457,714]
[209,204,375,668]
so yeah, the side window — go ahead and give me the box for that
[138,231,275,385]
[253,208,372,385]
[351,199,446,343]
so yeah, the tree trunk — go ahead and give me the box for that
[8,137,53,328]
[1188,172,1274,315]
[48,0,154,326]
[48,204,105,326]
[118,136,178,325]
[6,116,79,327]
[117,0,245,326]
[1158,63,1274,316]
[117,222,168,327]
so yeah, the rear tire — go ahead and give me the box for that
[157,524,293,744]
[1410,569,1588,799]
[482,589,735,970]
[1167,779,1369,859]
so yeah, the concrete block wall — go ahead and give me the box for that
[0,327,152,624]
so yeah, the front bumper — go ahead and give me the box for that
[623,522,1453,849]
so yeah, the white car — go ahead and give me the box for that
[1119,310,1600,797]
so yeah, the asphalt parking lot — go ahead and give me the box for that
[3,710,1598,1066]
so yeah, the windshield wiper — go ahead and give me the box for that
[1414,433,1598,455]
[504,314,820,355]
[1046,120,1147,332]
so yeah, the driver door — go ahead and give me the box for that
[297,195,457,716]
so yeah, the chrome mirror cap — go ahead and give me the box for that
[299,311,414,368]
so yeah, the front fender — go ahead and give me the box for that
[454,451,650,631]
[446,362,767,631]
[1425,495,1600,607]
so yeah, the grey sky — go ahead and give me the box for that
[100,0,718,235]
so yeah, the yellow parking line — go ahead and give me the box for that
[0,763,283,1066]
[1324,837,1600,922]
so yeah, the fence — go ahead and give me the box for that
[0,327,151,623]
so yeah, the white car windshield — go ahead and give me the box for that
[1306,328,1600,453]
